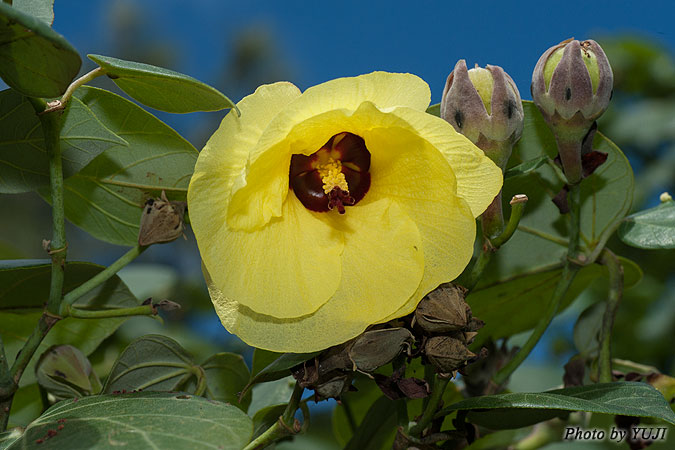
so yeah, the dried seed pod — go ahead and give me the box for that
[425,336,476,373]
[414,284,471,334]
[348,327,414,373]
[138,190,187,246]
[313,373,352,400]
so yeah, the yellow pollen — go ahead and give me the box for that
[317,158,349,194]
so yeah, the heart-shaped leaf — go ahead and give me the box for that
[103,334,195,394]
[182,353,252,412]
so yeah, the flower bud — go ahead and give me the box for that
[36,345,101,400]
[441,60,524,169]
[532,39,613,184]
[532,39,613,123]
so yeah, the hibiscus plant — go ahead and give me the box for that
[1,2,674,450]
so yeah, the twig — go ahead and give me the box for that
[598,249,623,383]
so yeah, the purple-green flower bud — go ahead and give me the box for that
[532,38,613,184]
[441,60,524,169]
[532,38,613,123]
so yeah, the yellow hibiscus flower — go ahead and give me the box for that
[187,72,502,353]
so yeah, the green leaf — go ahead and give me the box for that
[241,351,318,400]
[426,102,440,117]
[11,0,54,26]
[0,429,22,450]
[573,301,606,355]
[7,384,42,428]
[45,86,198,246]
[248,376,296,417]
[88,54,237,114]
[0,260,141,386]
[332,376,384,447]
[251,404,286,439]
[344,396,406,450]
[10,392,253,450]
[103,334,195,393]
[0,89,127,193]
[504,155,549,179]
[439,382,675,430]
[0,3,80,97]
[251,349,283,378]
[618,200,675,249]
[469,257,642,345]
[183,353,252,412]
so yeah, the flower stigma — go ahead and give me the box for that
[289,132,371,214]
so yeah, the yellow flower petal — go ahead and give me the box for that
[208,197,424,352]
[387,107,503,218]
[361,125,477,320]
[207,195,343,318]
[190,83,344,319]
[226,73,430,231]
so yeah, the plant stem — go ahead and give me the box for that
[9,313,60,391]
[481,192,505,239]
[65,304,156,319]
[464,195,528,291]
[43,67,106,113]
[4,100,68,428]
[598,249,623,383]
[556,138,583,185]
[491,195,528,248]
[59,246,147,314]
[243,381,304,450]
[493,183,582,385]
[408,374,450,437]
[0,336,12,431]
[192,367,207,397]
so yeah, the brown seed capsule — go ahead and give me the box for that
[348,328,414,373]
[414,284,471,334]
[425,336,476,373]
[138,190,187,246]
[313,373,352,400]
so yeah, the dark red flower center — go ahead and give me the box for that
[289,132,371,214]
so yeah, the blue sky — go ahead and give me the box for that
[53,0,675,104]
